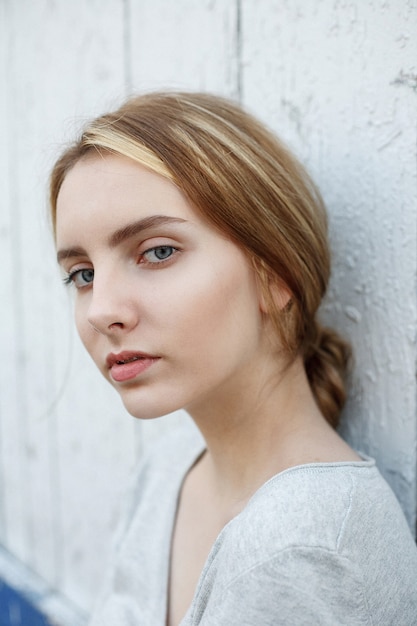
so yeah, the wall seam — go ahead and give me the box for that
[236,0,242,103]
[123,0,133,96]
[415,106,417,540]
[0,0,7,545]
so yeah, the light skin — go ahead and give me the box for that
[56,153,360,626]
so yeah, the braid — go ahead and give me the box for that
[304,323,351,428]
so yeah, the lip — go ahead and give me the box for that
[106,351,160,383]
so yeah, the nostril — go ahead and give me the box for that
[109,322,124,330]
[87,318,124,333]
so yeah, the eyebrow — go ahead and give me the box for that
[108,215,186,247]
[57,215,187,263]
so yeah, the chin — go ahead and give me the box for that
[119,392,183,421]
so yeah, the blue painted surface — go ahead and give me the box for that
[0,579,53,626]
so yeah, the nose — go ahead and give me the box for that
[87,273,139,335]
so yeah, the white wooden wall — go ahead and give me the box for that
[1,0,416,615]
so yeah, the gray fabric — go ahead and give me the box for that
[89,422,417,625]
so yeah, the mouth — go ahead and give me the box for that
[106,351,158,368]
[106,351,160,383]
[115,355,142,365]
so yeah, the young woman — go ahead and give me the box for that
[50,92,417,625]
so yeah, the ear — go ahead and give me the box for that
[259,278,292,314]
[251,256,292,314]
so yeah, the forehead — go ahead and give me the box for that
[55,153,200,245]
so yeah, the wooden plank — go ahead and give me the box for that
[129,0,240,97]
[0,0,33,568]
[2,0,140,612]
[241,0,417,530]
[0,2,5,543]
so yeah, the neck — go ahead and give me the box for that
[186,356,331,515]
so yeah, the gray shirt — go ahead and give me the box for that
[89,423,417,625]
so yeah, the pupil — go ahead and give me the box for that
[82,269,94,282]
[156,246,171,259]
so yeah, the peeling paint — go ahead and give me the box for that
[377,130,402,151]
[392,70,417,92]
[344,306,362,323]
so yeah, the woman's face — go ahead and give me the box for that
[56,154,271,420]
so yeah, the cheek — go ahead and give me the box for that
[163,259,262,353]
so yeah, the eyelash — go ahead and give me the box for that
[62,268,94,289]
[62,246,179,289]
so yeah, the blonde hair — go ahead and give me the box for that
[50,91,351,427]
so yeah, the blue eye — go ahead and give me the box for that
[143,246,176,263]
[64,268,94,288]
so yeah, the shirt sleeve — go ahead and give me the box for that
[197,546,372,626]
